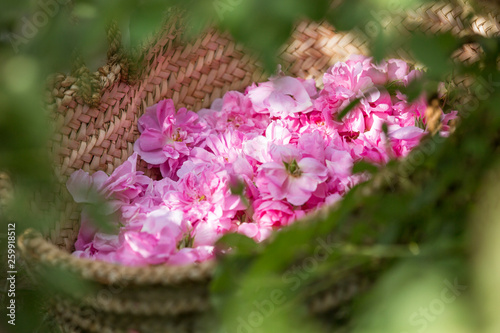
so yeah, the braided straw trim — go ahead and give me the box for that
[19,229,215,286]
[78,287,211,316]
[48,273,373,332]
[50,298,210,333]
[307,271,374,314]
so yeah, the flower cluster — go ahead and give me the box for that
[68,56,456,266]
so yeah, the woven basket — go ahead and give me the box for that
[17,1,498,332]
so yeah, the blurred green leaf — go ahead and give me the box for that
[129,0,166,47]
[410,33,458,78]
[337,97,361,120]
[216,233,259,256]
[352,161,379,174]
[39,266,97,299]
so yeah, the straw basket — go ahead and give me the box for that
[17,1,499,332]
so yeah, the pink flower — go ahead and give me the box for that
[140,208,185,236]
[313,89,351,126]
[237,223,273,243]
[388,125,426,157]
[116,231,169,265]
[198,91,268,134]
[66,153,150,209]
[66,169,108,204]
[252,198,301,228]
[364,58,409,85]
[325,148,354,179]
[167,246,214,265]
[102,153,150,205]
[69,153,148,253]
[220,91,269,132]
[392,95,427,128]
[243,135,273,164]
[297,131,327,162]
[257,145,328,206]
[247,76,314,117]
[134,99,207,166]
[205,129,245,165]
[323,58,372,94]
[115,208,185,265]
[265,121,292,145]
[73,211,102,252]
[73,226,121,262]
[192,220,222,247]
[165,158,244,225]
[440,110,458,136]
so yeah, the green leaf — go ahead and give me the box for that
[216,232,259,256]
[353,161,379,174]
[410,33,458,78]
[39,266,97,299]
[337,97,361,120]
[327,0,374,31]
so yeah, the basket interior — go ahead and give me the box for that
[44,1,496,253]
[46,20,366,252]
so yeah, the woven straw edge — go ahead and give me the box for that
[18,229,216,286]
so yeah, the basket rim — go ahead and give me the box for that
[18,228,216,285]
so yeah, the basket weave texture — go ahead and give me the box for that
[17,1,499,332]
